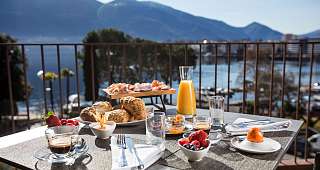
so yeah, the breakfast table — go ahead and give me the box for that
[0,106,303,170]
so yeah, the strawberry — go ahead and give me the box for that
[45,111,61,127]
[178,138,190,146]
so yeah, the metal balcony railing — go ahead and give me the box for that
[0,41,320,165]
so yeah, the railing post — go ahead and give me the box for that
[169,45,173,105]
[107,45,112,84]
[90,44,96,104]
[268,43,275,117]
[6,45,15,132]
[227,43,231,112]
[305,43,314,160]
[21,45,30,128]
[242,43,247,113]
[122,45,127,82]
[254,43,259,115]
[294,44,302,162]
[280,43,287,118]
[154,45,158,103]
[56,45,64,117]
[138,45,143,81]
[40,44,48,113]
[214,44,218,96]
[199,44,202,108]
[74,45,81,114]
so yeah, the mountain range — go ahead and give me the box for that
[0,0,318,41]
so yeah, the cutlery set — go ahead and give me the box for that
[117,134,144,169]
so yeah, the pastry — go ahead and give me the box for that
[133,83,152,92]
[106,83,130,95]
[107,109,131,123]
[151,80,170,90]
[120,96,145,113]
[80,107,98,122]
[120,96,147,120]
[133,110,148,120]
[92,101,112,113]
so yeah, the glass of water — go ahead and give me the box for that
[208,96,224,129]
[146,111,166,150]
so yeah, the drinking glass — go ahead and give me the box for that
[193,115,212,135]
[208,96,224,129]
[165,115,185,134]
[146,111,166,150]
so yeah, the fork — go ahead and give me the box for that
[117,134,128,167]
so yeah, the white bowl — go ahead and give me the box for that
[178,139,211,161]
[48,125,79,134]
[89,121,116,139]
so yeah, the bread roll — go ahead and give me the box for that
[92,101,112,113]
[80,107,98,122]
[107,109,131,123]
[133,111,148,120]
[120,96,145,113]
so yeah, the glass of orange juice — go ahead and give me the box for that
[177,66,196,118]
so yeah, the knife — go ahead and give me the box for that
[126,137,144,170]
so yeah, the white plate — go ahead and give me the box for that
[74,117,93,125]
[230,136,281,154]
[75,117,145,127]
[116,119,145,127]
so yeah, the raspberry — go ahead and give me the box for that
[188,130,208,142]
[200,140,209,148]
[191,140,200,148]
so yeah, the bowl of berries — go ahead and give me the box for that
[44,111,81,133]
[178,130,210,161]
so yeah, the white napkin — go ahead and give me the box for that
[225,118,292,136]
[111,136,163,170]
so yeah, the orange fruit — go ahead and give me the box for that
[175,114,184,122]
[247,127,264,143]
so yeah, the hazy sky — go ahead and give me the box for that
[97,0,320,34]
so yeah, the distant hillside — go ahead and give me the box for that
[0,0,102,37]
[0,0,285,41]
[242,22,283,40]
[301,29,320,38]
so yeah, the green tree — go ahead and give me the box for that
[0,33,29,115]
[81,28,197,101]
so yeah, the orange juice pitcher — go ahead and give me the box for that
[177,66,196,117]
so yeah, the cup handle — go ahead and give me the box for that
[71,135,81,150]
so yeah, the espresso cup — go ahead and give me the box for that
[45,125,79,158]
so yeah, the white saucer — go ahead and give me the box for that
[230,136,281,154]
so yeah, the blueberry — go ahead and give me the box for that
[183,143,191,149]
[189,144,196,151]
